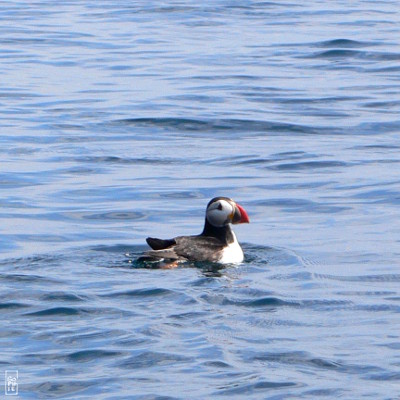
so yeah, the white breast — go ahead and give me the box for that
[218,232,244,264]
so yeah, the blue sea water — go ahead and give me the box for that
[1,1,400,398]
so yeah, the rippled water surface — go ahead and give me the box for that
[1,1,400,399]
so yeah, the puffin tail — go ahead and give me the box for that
[146,237,176,250]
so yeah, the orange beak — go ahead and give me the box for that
[233,203,250,224]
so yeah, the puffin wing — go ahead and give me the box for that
[172,236,225,262]
[141,236,183,261]
[142,235,225,262]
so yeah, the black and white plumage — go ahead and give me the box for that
[141,197,250,264]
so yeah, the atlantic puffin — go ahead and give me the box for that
[141,197,250,264]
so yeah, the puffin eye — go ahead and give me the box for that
[217,203,223,211]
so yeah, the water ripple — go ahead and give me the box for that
[306,49,400,61]
[112,117,323,135]
[214,379,298,395]
[66,349,124,363]
[25,307,88,317]
[314,38,377,48]
[1,1,400,399]
[102,287,176,298]
[0,302,29,310]
[117,351,193,369]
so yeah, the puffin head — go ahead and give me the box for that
[205,197,250,228]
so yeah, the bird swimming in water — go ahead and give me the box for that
[140,197,249,266]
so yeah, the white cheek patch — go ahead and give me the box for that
[206,200,234,227]
[206,209,227,227]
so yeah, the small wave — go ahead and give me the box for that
[362,100,400,110]
[0,173,38,189]
[350,188,400,205]
[72,155,182,165]
[306,49,362,59]
[201,360,232,368]
[355,120,400,135]
[300,299,353,311]
[25,305,136,318]
[200,293,299,308]
[315,273,400,283]
[214,379,298,395]
[306,49,400,61]
[101,287,175,298]
[0,302,29,310]
[25,306,86,317]
[270,160,348,171]
[29,379,102,398]
[0,273,61,284]
[314,39,376,48]
[117,350,192,369]
[367,371,400,382]
[39,292,89,302]
[248,350,342,370]
[66,349,124,362]
[240,297,300,308]
[350,143,400,150]
[110,117,320,135]
[355,304,400,313]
